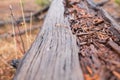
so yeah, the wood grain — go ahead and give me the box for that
[13,0,84,80]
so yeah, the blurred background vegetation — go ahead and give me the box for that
[115,0,120,5]
[35,0,50,7]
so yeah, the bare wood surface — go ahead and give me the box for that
[13,0,84,80]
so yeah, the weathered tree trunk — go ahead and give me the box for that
[13,0,84,80]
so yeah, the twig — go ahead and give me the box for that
[20,0,29,49]
[9,5,25,54]
[29,12,33,43]
[0,56,13,69]
[32,5,49,18]
[112,71,120,79]
[0,25,40,38]
[0,5,49,27]
[76,32,94,36]
[10,5,18,59]
[79,42,87,46]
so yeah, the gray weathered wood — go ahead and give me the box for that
[13,0,84,80]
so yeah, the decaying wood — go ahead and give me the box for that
[87,0,120,37]
[101,9,120,33]
[107,39,120,55]
[13,0,84,80]
[65,0,120,80]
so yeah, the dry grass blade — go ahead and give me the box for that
[20,0,29,50]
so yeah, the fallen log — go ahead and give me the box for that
[13,0,120,80]
[13,0,84,80]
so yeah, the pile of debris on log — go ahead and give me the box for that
[65,0,120,80]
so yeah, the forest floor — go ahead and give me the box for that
[0,0,120,80]
[0,0,41,80]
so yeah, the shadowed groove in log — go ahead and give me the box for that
[13,0,84,80]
